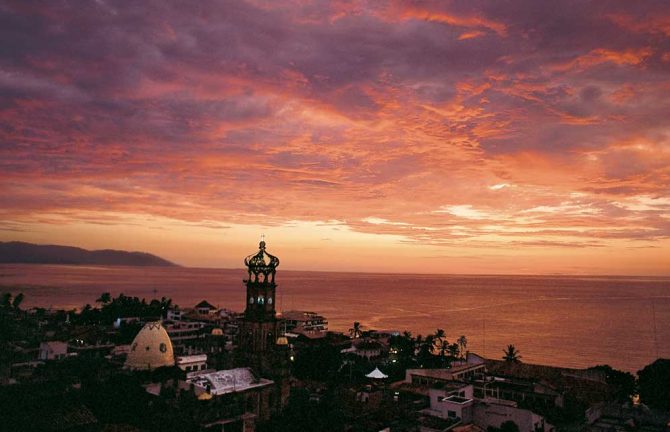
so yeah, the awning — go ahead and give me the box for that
[366,367,388,379]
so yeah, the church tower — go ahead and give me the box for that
[239,239,290,414]
[239,238,284,376]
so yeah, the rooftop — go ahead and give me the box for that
[176,354,207,363]
[281,310,327,320]
[194,300,216,310]
[186,367,273,396]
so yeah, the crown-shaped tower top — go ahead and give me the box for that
[244,238,280,284]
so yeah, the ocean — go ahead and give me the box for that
[1,263,668,372]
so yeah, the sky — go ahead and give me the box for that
[1,0,669,275]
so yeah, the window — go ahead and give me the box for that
[159,343,167,353]
[448,410,457,418]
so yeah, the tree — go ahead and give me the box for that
[502,344,521,362]
[638,359,670,410]
[389,331,415,364]
[1,293,11,308]
[95,292,111,305]
[447,343,460,358]
[457,335,468,358]
[417,333,438,367]
[349,321,362,339]
[589,365,635,402]
[11,293,24,310]
[433,329,448,362]
[293,343,342,382]
[500,420,520,432]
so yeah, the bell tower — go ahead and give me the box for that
[239,238,281,373]
[238,239,291,418]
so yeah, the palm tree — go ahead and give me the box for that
[349,321,362,339]
[448,343,460,358]
[503,344,521,362]
[417,334,436,367]
[432,329,450,363]
[457,335,468,359]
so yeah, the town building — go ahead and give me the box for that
[280,310,328,335]
[419,384,553,432]
[163,320,207,355]
[176,354,208,374]
[186,367,276,431]
[38,341,68,361]
[195,300,217,315]
[406,360,486,386]
[342,338,387,359]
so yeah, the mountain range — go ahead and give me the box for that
[0,241,177,267]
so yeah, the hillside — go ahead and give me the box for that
[0,241,177,267]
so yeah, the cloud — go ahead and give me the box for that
[1,0,669,272]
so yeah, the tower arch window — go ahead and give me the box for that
[257,295,265,305]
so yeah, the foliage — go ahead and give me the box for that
[589,364,636,402]
[433,329,448,364]
[637,359,670,410]
[259,387,345,432]
[500,420,520,432]
[349,321,362,339]
[12,292,24,309]
[76,293,173,325]
[502,344,521,362]
[293,342,342,382]
[457,335,468,358]
[1,291,25,310]
[1,292,12,307]
[487,421,520,432]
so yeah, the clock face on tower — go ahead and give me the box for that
[268,297,273,304]
[249,296,254,304]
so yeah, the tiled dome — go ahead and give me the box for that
[125,321,174,370]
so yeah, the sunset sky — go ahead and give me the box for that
[1,1,669,275]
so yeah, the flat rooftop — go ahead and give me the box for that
[186,367,273,396]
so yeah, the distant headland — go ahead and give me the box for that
[0,241,177,267]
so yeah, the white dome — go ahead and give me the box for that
[125,322,174,370]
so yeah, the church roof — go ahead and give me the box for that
[124,322,175,370]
